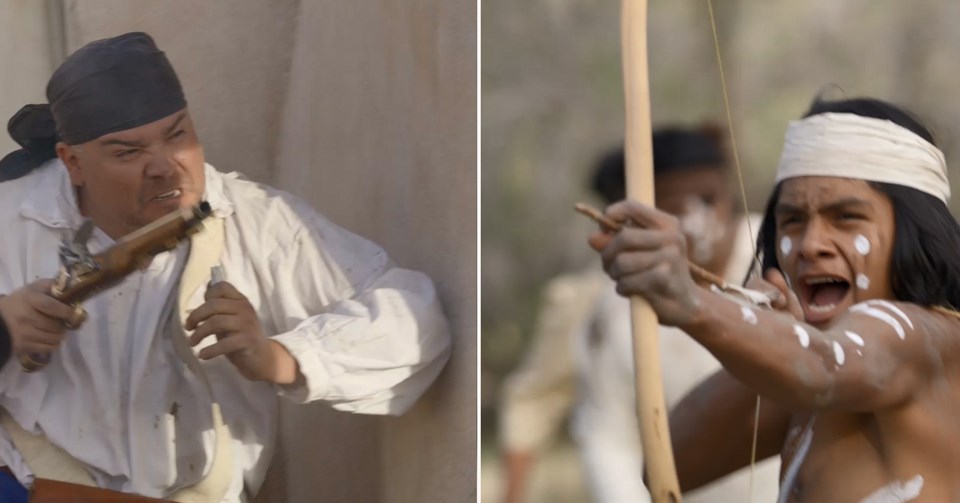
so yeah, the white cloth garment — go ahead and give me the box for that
[498,268,609,453]
[0,160,451,501]
[571,215,782,503]
[776,112,949,203]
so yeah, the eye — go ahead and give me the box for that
[778,215,802,227]
[169,130,186,140]
[838,212,866,221]
[115,149,140,160]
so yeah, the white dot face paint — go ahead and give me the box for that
[741,306,758,325]
[780,236,793,256]
[793,325,810,348]
[856,273,870,290]
[854,234,871,256]
[844,331,865,346]
[832,341,845,366]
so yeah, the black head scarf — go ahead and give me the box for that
[0,32,186,181]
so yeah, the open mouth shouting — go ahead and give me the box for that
[797,274,852,325]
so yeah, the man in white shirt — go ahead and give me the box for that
[0,32,450,502]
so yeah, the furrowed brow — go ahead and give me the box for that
[163,113,187,136]
[99,138,144,148]
[775,202,805,216]
[820,197,872,213]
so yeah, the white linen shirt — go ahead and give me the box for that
[0,160,451,501]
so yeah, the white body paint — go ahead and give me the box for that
[866,300,914,329]
[857,273,870,290]
[844,330,865,346]
[780,236,793,256]
[850,304,907,339]
[855,234,871,256]
[794,325,810,348]
[859,475,924,503]
[741,305,758,325]
[832,341,846,366]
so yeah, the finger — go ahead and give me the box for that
[588,231,614,252]
[19,342,59,355]
[605,200,678,231]
[198,336,249,360]
[601,229,680,271]
[189,314,242,346]
[21,329,65,348]
[607,250,663,281]
[613,267,670,298]
[204,282,247,302]
[28,279,56,293]
[744,278,787,309]
[185,299,242,330]
[764,269,803,318]
[64,305,87,330]
[26,292,77,322]
[28,315,67,335]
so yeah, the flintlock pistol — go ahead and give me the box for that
[19,202,212,372]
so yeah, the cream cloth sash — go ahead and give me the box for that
[1,216,233,502]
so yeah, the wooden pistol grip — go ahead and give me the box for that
[30,478,174,503]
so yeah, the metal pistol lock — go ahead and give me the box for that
[22,222,97,372]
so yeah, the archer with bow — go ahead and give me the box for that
[590,95,960,502]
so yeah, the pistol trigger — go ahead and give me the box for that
[73,219,95,247]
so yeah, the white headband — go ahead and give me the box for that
[775,112,950,203]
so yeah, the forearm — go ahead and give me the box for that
[678,287,878,410]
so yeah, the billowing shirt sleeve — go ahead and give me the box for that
[264,211,451,416]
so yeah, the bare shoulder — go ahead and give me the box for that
[839,300,960,361]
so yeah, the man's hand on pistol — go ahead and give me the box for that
[186,281,300,385]
[0,279,85,357]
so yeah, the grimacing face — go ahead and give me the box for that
[774,176,896,327]
[57,109,206,240]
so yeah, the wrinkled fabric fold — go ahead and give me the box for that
[0,105,58,182]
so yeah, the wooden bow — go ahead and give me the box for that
[619,1,682,502]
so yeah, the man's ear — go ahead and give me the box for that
[56,142,84,187]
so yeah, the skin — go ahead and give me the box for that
[0,109,301,385]
[589,176,960,502]
[502,163,737,503]
[654,165,739,277]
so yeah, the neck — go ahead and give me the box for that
[76,187,128,241]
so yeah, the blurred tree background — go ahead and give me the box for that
[482,1,960,500]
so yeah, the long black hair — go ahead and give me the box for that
[756,97,960,310]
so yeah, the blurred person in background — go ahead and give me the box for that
[499,125,779,503]
[497,148,619,503]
